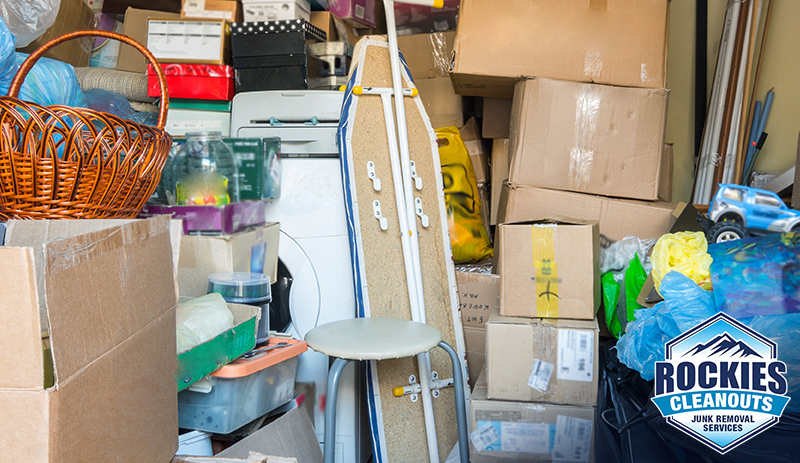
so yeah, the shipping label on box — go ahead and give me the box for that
[486,315,599,406]
[496,220,599,320]
[498,183,678,243]
[470,369,596,462]
[148,18,228,64]
[508,77,669,201]
[242,0,311,22]
[456,271,500,328]
[183,0,243,21]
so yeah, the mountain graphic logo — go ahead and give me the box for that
[681,333,762,359]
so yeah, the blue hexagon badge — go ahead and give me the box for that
[652,312,791,453]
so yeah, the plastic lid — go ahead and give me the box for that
[212,338,307,378]
[208,272,271,302]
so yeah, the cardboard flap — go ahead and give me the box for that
[43,217,177,385]
[218,408,323,463]
[0,248,44,389]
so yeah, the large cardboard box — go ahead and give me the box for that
[309,11,360,45]
[456,271,499,387]
[496,220,599,320]
[486,315,599,406]
[508,77,669,201]
[482,98,512,140]
[182,0,243,21]
[396,31,455,80]
[470,369,596,462]
[118,7,182,73]
[416,77,463,130]
[660,143,674,202]
[178,222,281,297]
[460,117,489,184]
[18,0,95,67]
[489,138,509,225]
[147,18,229,65]
[0,217,178,462]
[498,183,679,242]
[451,0,669,98]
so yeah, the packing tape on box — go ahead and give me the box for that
[569,87,600,189]
[532,224,559,318]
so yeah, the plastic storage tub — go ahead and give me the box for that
[177,338,306,434]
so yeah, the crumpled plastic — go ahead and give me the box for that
[84,88,157,126]
[0,0,61,48]
[0,16,15,93]
[175,293,235,354]
[651,231,713,294]
[616,271,718,380]
[12,52,87,107]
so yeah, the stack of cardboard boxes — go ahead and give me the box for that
[445,1,680,461]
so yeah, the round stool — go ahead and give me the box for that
[305,317,468,463]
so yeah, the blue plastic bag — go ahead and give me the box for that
[616,271,718,380]
[0,16,18,92]
[84,88,157,126]
[13,52,86,108]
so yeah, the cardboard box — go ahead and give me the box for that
[486,315,599,406]
[498,182,679,243]
[396,31,455,80]
[451,0,670,98]
[416,77,463,130]
[456,271,500,329]
[463,326,485,389]
[217,408,323,462]
[490,139,509,225]
[508,77,669,201]
[18,0,95,67]
[118,7,181,73]
[660,143,674,202]
[182,0,243,21]
[310,11,360,45]
[470,369,596,462]
[177,222,281,297]
[482,98,512,140]
[460,117,488,184]
[326,0,377,28]
[148,18,229,64]
[242,0,311,23]
[0,217,178,462]
[496,220,600,320]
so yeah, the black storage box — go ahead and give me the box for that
[234,54,323,92]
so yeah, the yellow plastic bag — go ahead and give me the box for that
[437,126,492,263]
[651,231,713,294]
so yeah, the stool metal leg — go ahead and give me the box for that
[324,357,351,463]
[438,341,469,463]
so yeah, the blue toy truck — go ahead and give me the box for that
[706,184,800,243]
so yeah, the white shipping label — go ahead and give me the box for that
[168,120,223,130]
[500,422,550,454]
[557,329,594,382]
[552,415,592,462]
[528,359,554,392]
[470,422,500,451]
[184,0,206,13]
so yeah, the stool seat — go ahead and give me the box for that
[305,317,442,361]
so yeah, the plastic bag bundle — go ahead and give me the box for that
[616,271,718,380]
[0,16,16,93]
[651,231,713,294]
[0,0,61,48]
[175,293,235,354]
[437,126,492,263]
[12,52,87,108]
[84,88,157,126]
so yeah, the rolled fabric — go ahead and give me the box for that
[73,66,154,102]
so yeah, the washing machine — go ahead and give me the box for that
[231,90,369,463]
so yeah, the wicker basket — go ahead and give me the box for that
[0,30,172,219]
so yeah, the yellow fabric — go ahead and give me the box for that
[651,231,713,294]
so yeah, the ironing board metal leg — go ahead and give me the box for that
[438,341,469,463]
[324,357,351,463]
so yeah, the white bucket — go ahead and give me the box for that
[176,430,213,456]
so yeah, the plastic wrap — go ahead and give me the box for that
[84,88,157,126]
[11,52,87,108]
[0,0,61,48]
[651,231,713,294]
[0,16,16,93]
[709,233,800,318]
[616,271,718,380]
[437,126,493,263]
[569,87,600,189]
[176,293,235,354]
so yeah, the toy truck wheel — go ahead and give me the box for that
[708,221,747,243]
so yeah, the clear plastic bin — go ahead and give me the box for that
[177,338,305,434]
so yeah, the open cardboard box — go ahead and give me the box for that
[0,217,179,462]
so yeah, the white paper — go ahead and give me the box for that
[557,329,594,382]
[552,415,592,462]
[528,359,554,392]
[183,0,206,13]
[500,422,550,454]
[470,422,500,451]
